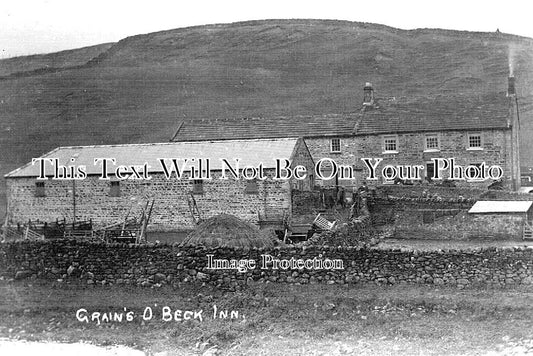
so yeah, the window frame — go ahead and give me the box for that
[109,180,121,197]
[382,135,399,153]
[424,133,440,152]
[192,179,204,195]
[35,181,45,197]
[467,133,483,150]
[330,138,341,153]
[244,179,259,194]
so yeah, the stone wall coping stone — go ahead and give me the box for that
[1,239,532,255]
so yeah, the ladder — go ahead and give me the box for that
[524,222,533,240]
[188,193,201,224]
[137,200,154,243]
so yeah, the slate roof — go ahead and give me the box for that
[171,93,512,141]
[355,93,512,135]
[172,114,357,142]
[468,201,533,214]
[5,138,302,178]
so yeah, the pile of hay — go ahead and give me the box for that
[180,214,278,249]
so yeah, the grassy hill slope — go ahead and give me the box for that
[1,19,533,218]
[0,43,114,77]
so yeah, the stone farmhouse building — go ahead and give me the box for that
[5,138,314,231]
[355,82,521,190]
[173,79,522,191]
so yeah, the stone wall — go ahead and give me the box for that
[392,211,525,240]
[377,185,533,202]
[291,190,322,215]
[6,140,317,231]
[289,138,317,191]
[355,129,512,189]
[368,187,474,227]
[2,240,532,289]
[291,188,345,215]
[304,128,516,191]
[368,186,530,240]
[6,170,292,231]
[305,136,358,187]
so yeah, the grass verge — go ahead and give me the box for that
[1,281,532,355]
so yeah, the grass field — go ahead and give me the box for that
[0,280,532,355]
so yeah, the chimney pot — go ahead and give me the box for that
[363,82,374,106]
[508,76,516,96]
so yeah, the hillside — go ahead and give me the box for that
[1,19,533,217]
[0,43,114,77]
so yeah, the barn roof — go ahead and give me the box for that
[172,114,357,142]
[5,138,304,178]
[468,201,533,214]
[355,93,511,135]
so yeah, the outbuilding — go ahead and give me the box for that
[4,138,315,231]
[468,201,533,239]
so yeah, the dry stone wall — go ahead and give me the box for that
[2,240,532,289]
[377,185,533,202]
[368,186,532,239]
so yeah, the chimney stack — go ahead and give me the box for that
[508,76,516,97]
[363,82,374,106]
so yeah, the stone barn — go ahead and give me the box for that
[468,201,533,239]
[4,138,314,231]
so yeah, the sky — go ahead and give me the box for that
[2,0,533,58]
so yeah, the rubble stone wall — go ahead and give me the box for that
[305,136,358,187]
[376,185,533,202]
[2,240,532,289]
[6,170,291,231]
[368,186,531,240]
[355,129,512,189]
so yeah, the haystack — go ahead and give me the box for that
[180,214,277,249]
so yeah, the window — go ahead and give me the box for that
[35,182,45,197]
[383,135,398,152]
[110,181,120,197]
[468,133,482,149]
[193,180,203,194]
[244,179,258,194]
[425,134,439,151]
[330,138,341,153]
